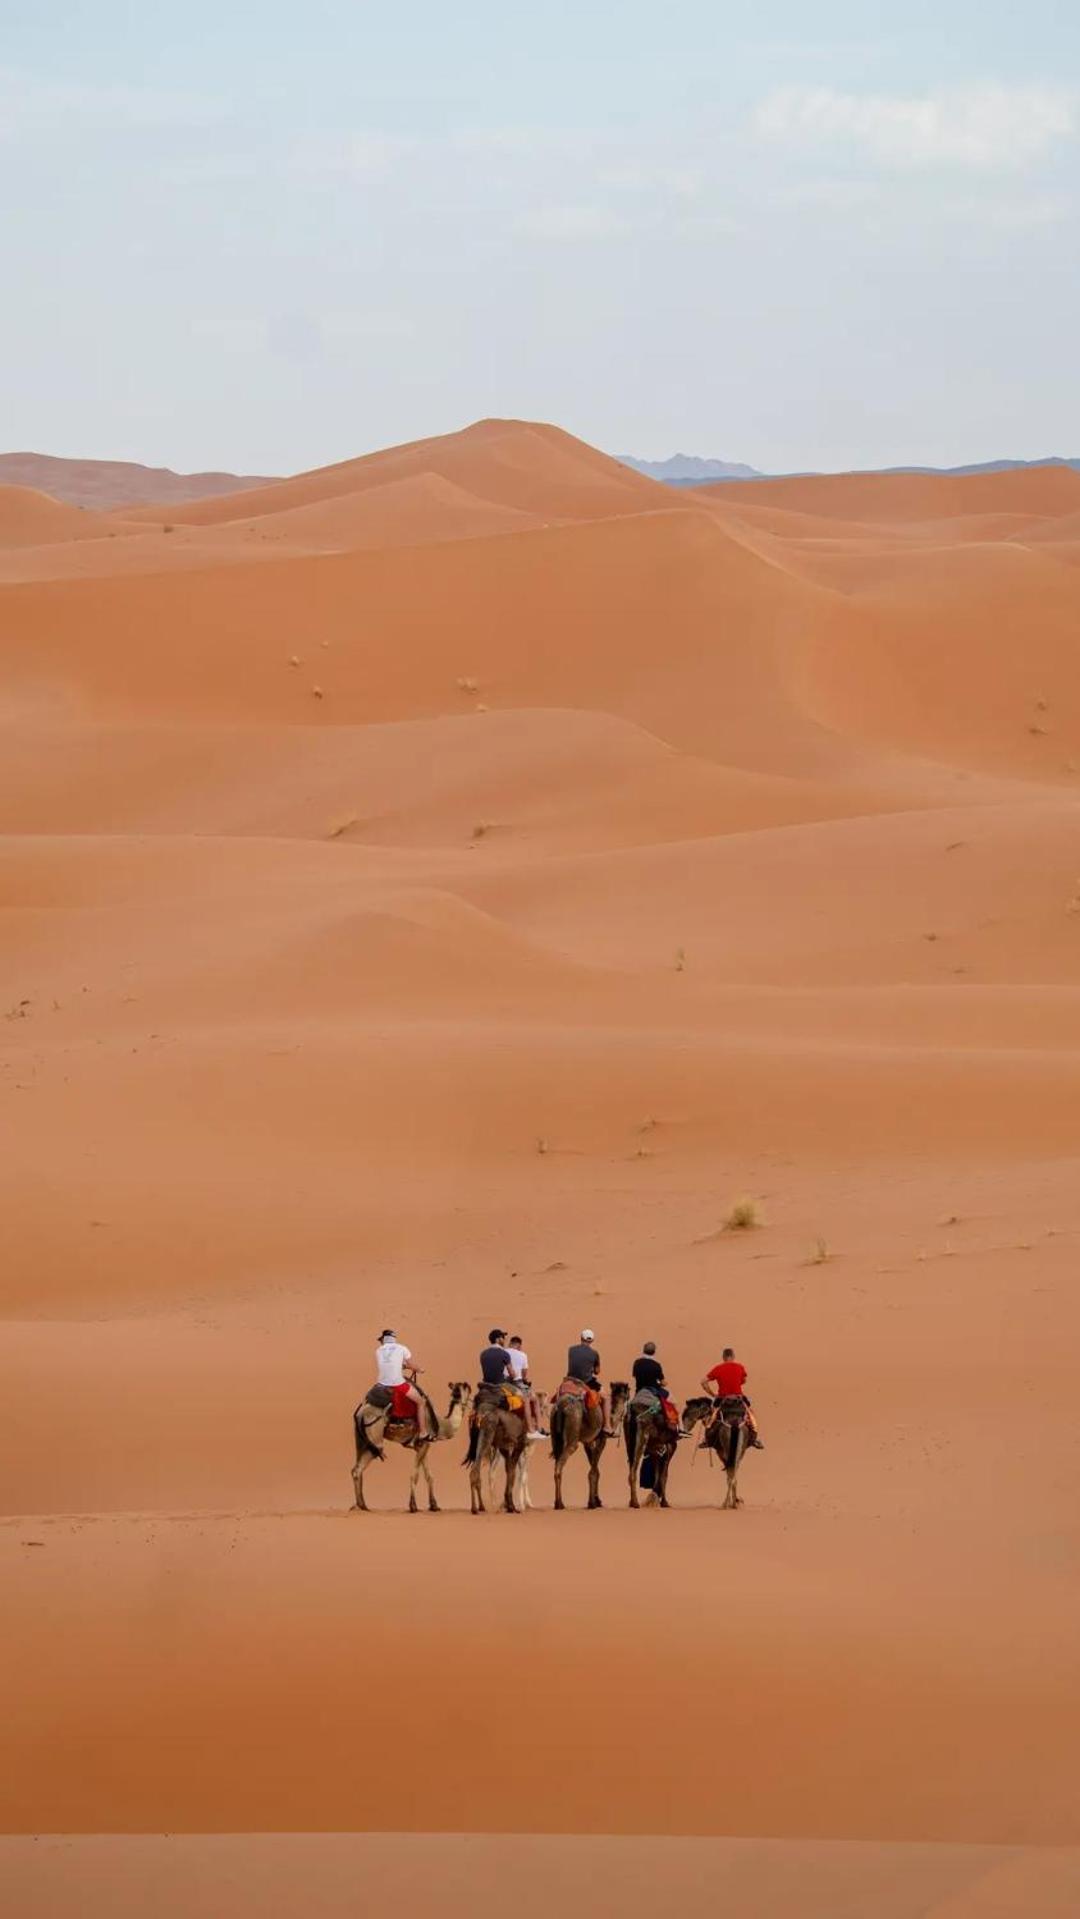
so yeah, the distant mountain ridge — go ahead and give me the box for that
[619,452,1080,487]
[617,453,762,482]
[0,451,276,511]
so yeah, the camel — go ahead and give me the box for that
[625,1394,679,1509]
[551,1379,630,1510]
[352,1381,472,1513]
[682,1395,752,1508]
[467,1387,527,1514]
[486,1389,550,1512]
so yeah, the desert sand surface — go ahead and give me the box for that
[2,419,1080,1914]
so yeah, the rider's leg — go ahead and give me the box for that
[405,1383,430,1444]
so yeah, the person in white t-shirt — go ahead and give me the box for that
[373,1329,433,1445]
[508,1334,546,1439]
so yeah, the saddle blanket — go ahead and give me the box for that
[556,1378,599,1410]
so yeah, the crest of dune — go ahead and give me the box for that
[3,418,1080,1899]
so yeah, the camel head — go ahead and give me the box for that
[682,1396,712,1433]
[609,1380,631,1430]
[448,1381,473,1412]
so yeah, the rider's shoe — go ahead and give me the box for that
[750,1437,765,1449]
[602,1429,618,1439]
[526,1431,545,1442]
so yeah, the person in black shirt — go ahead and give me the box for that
[565,1329,615,1436]
[479,1330,541,1438]
[631,1341,682,1436]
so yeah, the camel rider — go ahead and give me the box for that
[375,1329,436,1448]
[566,1329,616,1438]
[477,1335,540,1443]
[702,1346,764,1448]
[508,1334,547,1439]
[632,1340,682,1436]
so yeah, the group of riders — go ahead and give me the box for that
[368,1325,764,1453]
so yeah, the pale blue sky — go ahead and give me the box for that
[3,1,1079,472]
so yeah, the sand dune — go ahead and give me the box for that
[3,423,1079,1910]
[121,417,661,527]
[0,484,136,548]
[709,461,1080,522]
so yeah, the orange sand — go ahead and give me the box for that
[2,421,1079,1913]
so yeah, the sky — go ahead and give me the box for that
[2,0,1080,474]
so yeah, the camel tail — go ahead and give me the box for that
[463,1419,480,1466]
[550,1403,565,1461]
[354,1404,383,1462]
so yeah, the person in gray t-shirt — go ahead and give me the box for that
[564,1329,614,1435]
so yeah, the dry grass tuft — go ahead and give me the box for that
[456,675,478,694]
[722,1196,760,1233]
[326,815,358,840]
[311,685,324,700]
[807,1236,831,1265]
[535,1136,549,1156]
[674,946,687,972]
[471,821,491,840]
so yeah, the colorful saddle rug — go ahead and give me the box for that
[556,1377,600,1411]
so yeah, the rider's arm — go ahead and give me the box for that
[701,1373,717,1395]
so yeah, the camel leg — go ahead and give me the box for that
[504,1449,520,1514]
[408,1447,423,1514]
[518,1451,531,1510]
[352,1452,375,1512]
[470,1431,489,1515]
[587,1441,603,1510]
[657,1450,672,1508]
[629,1432,642,1509]
[423,1450,440,1513]
[414,1446,438,1513]
[553,1442,569,1511]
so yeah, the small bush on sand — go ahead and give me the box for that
[723,1196,760,1233]
[808,1236,831,1265]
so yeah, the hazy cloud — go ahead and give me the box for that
[516,204,631,240]
[0,63,218,136]
[292,132,418,181]
[755,83,1076,171]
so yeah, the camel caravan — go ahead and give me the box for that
[352,1328,763,1514]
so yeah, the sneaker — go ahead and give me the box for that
[750,1437,765,1450]
[526,1431,544,1443]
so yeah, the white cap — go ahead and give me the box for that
[580,1328,595,1341]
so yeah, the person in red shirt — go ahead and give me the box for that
[702,1347,764,1447]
